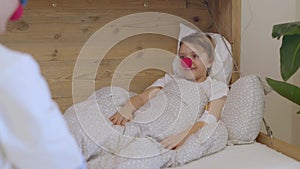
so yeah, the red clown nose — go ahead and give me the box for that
[10,4,24,21]
[181,57,193,68]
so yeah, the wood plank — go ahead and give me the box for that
[187,0,208,9]
[207,0,232,44]
[257,132,300,161]
[48,68,166,98]
[49,80,109,98]
[206,0,242,51]
[54,69,165,112]
[231,0,241,83]
[2,9,211,43]
[20,9,208,27]
[9,8,210,25]
[26,0,186,10]
[54,97,86,113]
[129,70,165,93]
[2,43,83,62]
[3,34,177,62]
[38,52,173,81]
[207,0,240,84]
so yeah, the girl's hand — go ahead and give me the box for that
[160,129,190,150]
[109,112,133,126]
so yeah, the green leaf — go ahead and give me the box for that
[266,78,300,106]
[280,34,300,81]
[297,110,300,114]
[272,22,300,39]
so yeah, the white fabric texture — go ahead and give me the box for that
[64,78,228,169]
[168,142,300,169]
[221,75,265,145]
[173,23,233,85]
[149,74,228,102]
[198,110,217,124]
[0,44,85,169]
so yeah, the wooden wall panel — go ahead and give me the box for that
[27,0,187,9]
[207,0,241,83]
[0,0,241,112]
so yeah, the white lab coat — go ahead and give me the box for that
[0,44,85,169]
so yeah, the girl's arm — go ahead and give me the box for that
[160,96,226,150]
[204,96,226,121]
[109,86,162,125]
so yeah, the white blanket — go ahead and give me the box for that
[64,78,228,169]
[170,142,300,169]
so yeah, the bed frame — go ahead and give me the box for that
[1,0,299,162]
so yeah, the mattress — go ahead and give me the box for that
[169,142,300,169]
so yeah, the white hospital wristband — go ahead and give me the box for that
[198,110,217,124]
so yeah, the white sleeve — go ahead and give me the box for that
[147,73,173,88]
[0,55,85,169]
[209,79,229,101]
[198,110,217,124]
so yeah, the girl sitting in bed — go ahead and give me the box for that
[65,31,229,169]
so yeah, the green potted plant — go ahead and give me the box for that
[266,21,300,114]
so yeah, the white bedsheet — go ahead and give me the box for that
[169,142,300,169]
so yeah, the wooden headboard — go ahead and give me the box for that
[1,0,241,112]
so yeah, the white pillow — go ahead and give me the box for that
[173,23,233,85]
[221,75,265,145]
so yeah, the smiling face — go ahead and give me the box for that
[177,32,215,82]
[178,42,212,82]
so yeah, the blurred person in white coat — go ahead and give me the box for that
[0,0,86,169]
